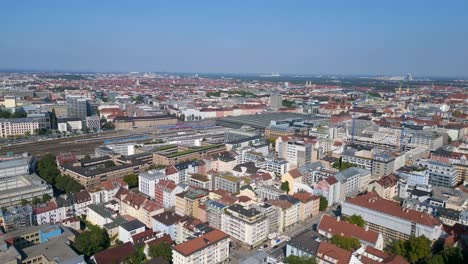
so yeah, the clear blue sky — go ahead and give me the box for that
[1,0,468,77]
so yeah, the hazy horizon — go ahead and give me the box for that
[2,1,468,77]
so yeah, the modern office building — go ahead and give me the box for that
[66,95,90,119]
[270,92,283,110]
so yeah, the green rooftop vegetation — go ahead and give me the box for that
[166,144,224,158]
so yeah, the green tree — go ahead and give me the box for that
[104,160,115,168]
[123,174,139,189]
[406,236,431,263]
[37,154,61,184]
[390,239,407,257]
[347,214,365,227]
[319,196,328,211]
[32,197,42,205]
[281,181,290,194]
[74,224,110,257]
[284,255,317,264]
[55,174,84,193]
[390,236,431,264]
[426,254,444,264]
[42,193,52,203]
[330,235,361,250]
[82,154,91,161]
[148,242,172,262]
[20,199,29,206]
[50,108,58,129]
[439,247,463,264]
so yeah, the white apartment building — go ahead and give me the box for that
[138,169,167,198]
[221,204,268,248]
[417,159,459,187]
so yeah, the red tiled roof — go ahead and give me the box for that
[92,242,136,264]
[325,176,338,185]
[316,242,352,264]
[345,192,440,227]
[375,175,398,189]
[147,234,173,247]
[293,191,319,203]
[318,215,379,244]
[33,201,58,214]
[165,165,178,175]
[172,229,229,256]
[288,168,303,178]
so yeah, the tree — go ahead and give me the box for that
[427,254,445,264]
[390,236,432,264]
[347,214,365,227]
[104,160,115,168]
[281,181,290,194]
[74,224,110,257]
[32,197,42,205]
[42,193,52,203]
[20,199,29,206]
[319,196,328,211]
[50,108,58,130]
[284,255,317,264]
[439,247,464,264]
[55,174,84,193]
[148,242,172,262]
[447,136,453,144]
[406,236,431,263]
[123,174,138,189]
[82,154,91,162]
[37,154,61,184]
[330,235,360,250]
[390,239,407,257]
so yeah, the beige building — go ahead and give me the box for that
[269,199,300,232]
[172,229,230,264]
[292,191,320,221]
[4,96,16,108]
[175,189,209,218]
[367,174,398,200]
[113,115,177,130]
[0,116,51,138]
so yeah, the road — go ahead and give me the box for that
[231,213,324,264]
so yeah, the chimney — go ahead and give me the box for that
[365,225,369,231]
[337,216,340,222]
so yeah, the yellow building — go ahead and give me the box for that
[281,168,303,195]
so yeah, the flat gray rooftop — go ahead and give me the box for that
[217,112,327,129]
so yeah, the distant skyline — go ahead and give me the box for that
[1,1,468,77]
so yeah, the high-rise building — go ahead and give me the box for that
[270,93,283,110]
[66,95,90,119]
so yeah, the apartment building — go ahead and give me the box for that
[0,116,51,137]
[292,191,320,221]
[175,189,209,218]
[334,167,371,198]
[172,229,230,264]
[268,197,300,232]
[138,169,167,199]
[342,192,443,241]
[221,204,268,248]
[417,159,459,188]
[114,188,164,228]
[342,148,395,177]
[214,174,242,193]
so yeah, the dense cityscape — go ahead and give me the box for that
[0,72,466,264]
[2,1,468,264]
